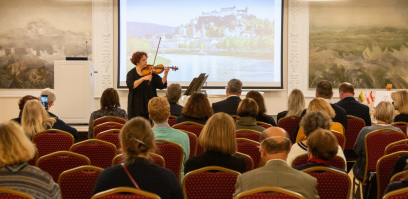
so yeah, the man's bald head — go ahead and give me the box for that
[260,127,290,142]
[260,127,292,155]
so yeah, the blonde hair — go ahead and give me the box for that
[391,91,408,114]
[120,117,156,165]
[307,98,336,118]
[199,113,237,155]
[21,100,56,138]
[148,97,170,123]
[374,101,395,124]
[0,121,36,166]
[287,89,305,117]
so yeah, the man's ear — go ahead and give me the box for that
[331,91,333,98]
[226,88,229,95]
[315,92,318,98]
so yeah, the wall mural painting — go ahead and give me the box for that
[0,0,92,89]
[309,0,408,89]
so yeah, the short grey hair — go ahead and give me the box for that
[166,83,182,104]
[227,79,242,94]
[40,88,56,102]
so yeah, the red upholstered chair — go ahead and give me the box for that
[234,186,305,199]
[111,153,165,168]
[277,116,300,143]
[0,187,34,199]
[91,187,160,199]
[331,130,346,151]
[385,139,408,155]
[390,171,407,183]
[353,128,407,198]
[168,115,177,127]
[32,129,75,157]
[36,151,91,182]
[392,122,408,135]
[178,130,198,158]
[58,165,104,199]
[92,116,126,128]
[182,166,240,199]
[345,115,365,151]
[256,121,273,129]
[301,166,351,199]
[291,154,309,167]
[291,154,346,170]
[70,139,117,169]
[93,122,124,138]
[95,129,121,149]
[236,138,261,169]
[155,139,184,182]
[27,147,38,166]
[235,152,254,171]
[173,122,204,155]
[383,187,408,199]
[376,151,408,199]
[236,129,262,142]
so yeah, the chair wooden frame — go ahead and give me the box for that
[384,139,408,155]
[236,138,262,168]
[155,139,184,183]
[178,129,198,157]
[91,187,160,199]
[235,152,254,171]
[236,129,262,142]
[35,151,91,167]
[390,171,407,183]
[256,121,273,128]
[95,129,121,149]
[331,130,346,150]
[93,122,124,138]
[234,186,305,199]
[182,166,241,199]
[92,116,126,128]
[382,187,408,199]
[0,187,34,199]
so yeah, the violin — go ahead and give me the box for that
[141,64,178,76]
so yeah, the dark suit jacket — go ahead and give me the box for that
[184,151,246,174]
[212,96,242,115]
[395,114,408,123]
[256,114,276,126]
[170,103,183,117]
[335,97,371,126]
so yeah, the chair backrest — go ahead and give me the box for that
[234,186,305,199]
[178,130,198,158]
[385,139,408,155]
[95,129,121,149]
[32,129,75,157]
[236,138,261,169]
[92,116,126,128]
[168,115,177,127]
[111,153,165,168]
[70,139,117,168]
[390,171,407,183]
[291,154,346,170]
[93,122,124,138]
[91,187,160,199]
[155,139,184,182]
[376,151,408,199]
[345,115,366,151]
[302,166,351,199]
[277,116,300,143]
[392,122,408,135]
[236,129,262,142]
[27,147,39,166]
[383,187,408,199]
[36,151,91,182]
[58,165,104,199]
[172,122,204,155]
[291,154,309,167]
[331,130,346,151]
[235,152,254,171]
[182,166,240,199]
[0,187,34,199]
[256,121,273,129]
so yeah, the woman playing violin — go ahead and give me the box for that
[126,51,170,120]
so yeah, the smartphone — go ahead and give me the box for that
[41,95,48,110]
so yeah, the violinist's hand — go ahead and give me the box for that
[143,75,152,81]
[164,66,170,75]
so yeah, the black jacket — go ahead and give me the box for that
[212,96,242,115]
[335,97,371,126]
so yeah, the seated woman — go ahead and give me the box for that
[22,100,78,139]
[235,98,265,132]
[184,112,246,174]
[88,88,127,138]
[287,111,346,167]
[391,90,408,123]
[166,83,183,117]
[295,97,344,142]
[294,129,346,172]
[385,160,408,194]
[0,121,60,198]
[175,93,213,125]
[353,101,402,181]
[246,90,276,126]
[93,117,183,199]
[277,89,305,122]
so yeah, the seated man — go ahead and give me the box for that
[212,79,242,115]
[233,127,319,199]
[166,83,183,116]
[148,97,190,180]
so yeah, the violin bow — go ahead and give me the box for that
[151,37,162,75]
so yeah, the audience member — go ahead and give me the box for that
[389,155,408,183]
[0,121,60,198]
[11,95,38,124]
[88,88,127,138]
[288,111,346,166]
[277,89,305,122]
[149,97,190,179]
[246,90,276,126]
[235,98,265,132]
[353,101,401,180]
[22,100,78,139]
[385,163,408,194]
[184,112,246,174]
[233,127,319,199]
[166,83,184,116]
[335,82,371,126]
[294,129,346,172]
[212,79,242,115]
[391,90,408,123]
[93,117,183,199]
[175,93,213,125]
